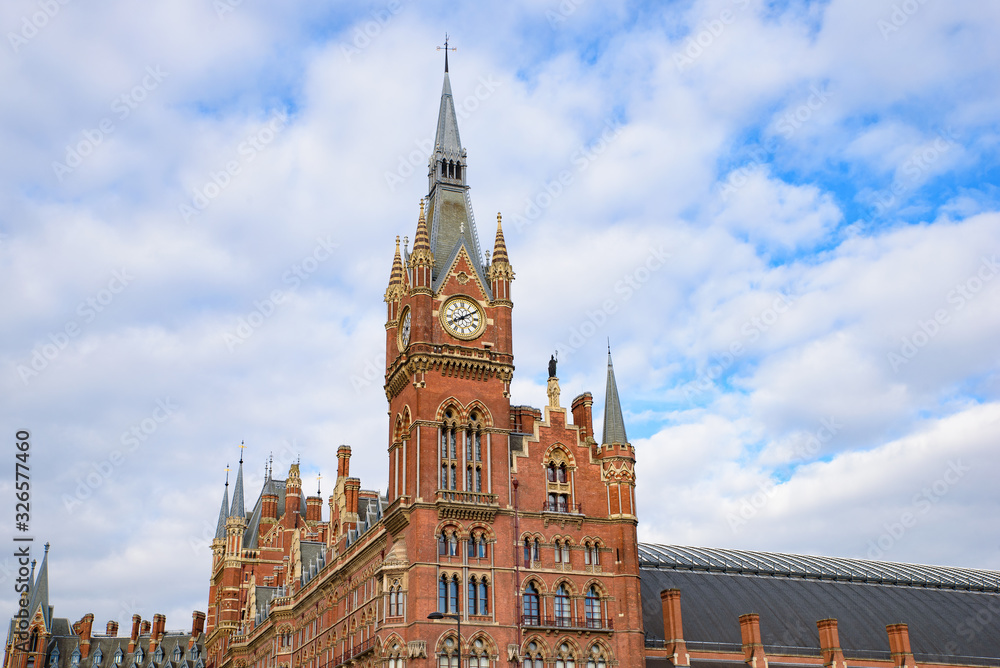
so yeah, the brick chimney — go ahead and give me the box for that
[128,614,141,652]
[191,611,206,638]
[149,615,165,652]
[817,619,845,668]
[659,590,689,666]
[740,613,767,668]
[887,624,917,668]
[336,446,351,480]
[306,495,322,522]
[72,614,94,658]
[571,393,594,443]
[106,620,119,636]
[140,620,151,636]
[345,478,361,518]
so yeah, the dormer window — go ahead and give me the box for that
[113,649,123,666]
[134,649,143,664]
[154,647,163,664]
[93,649,103,666]
[49,648,61,667]
[172,647,182,662]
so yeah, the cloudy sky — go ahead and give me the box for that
[2,0,999,631]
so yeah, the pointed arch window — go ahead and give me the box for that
[468,638,488,668]
[449,575,460,614]
[440,419,458,490]
[478,578,489,614]
[438,635,459,668]
[555,643,576,668]
[522,642,543,668]
[522,582,540,625]
[586,645,608,668]
[438,576,448,613]
[554,585,571,626]
[585,587,602,628]
[93,649,104,666]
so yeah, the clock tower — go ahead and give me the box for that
[383,57,515,509]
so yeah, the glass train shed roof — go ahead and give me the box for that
[638,543,1000,592]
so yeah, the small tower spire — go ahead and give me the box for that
[230,443,246,519]
[214,467,230,540]
[385,236,405,304]
[488,212,514,305]
[602,346,629,445]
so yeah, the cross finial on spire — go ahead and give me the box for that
[239,440,246,464]
[225,463,230,486]
[437,33,456,72]
[317,473,322,495]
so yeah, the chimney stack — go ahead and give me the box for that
[73,614,94,658]
[817,619,846,668]
[659,590,689,667]
[571,393,594,443]
[337,446,351,479]
[106,620,119,636]
[191,611,206,638]
[128,614,141,652]
[887,624,917,668]
[739,613,767,668]
[149,614,166,652]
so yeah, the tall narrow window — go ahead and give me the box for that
[562,541,570,564]
[555,585,571,626]
[523,538,531,565]
[558,463,568,483]
[468,535,477,558]
[584,542,592,565]
[585,587,602,627]
[474,431,482,460]
[477,536,487,558]
[468,577,478,615]
[448,533,457,556]
[475,467,482,492]
[479,579,489,614]
[522,583,540,625]
[554,539,562,563]
[546,463,556,482]
[532,539,540,562]
[449,576,460,613]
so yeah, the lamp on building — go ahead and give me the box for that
[427,611,461,666]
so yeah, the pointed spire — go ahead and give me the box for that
[413,199,430,252]
[27,543,50,628]
[230,444,246,519]
[492,212,509,264]
[214,469,230,540]
[385,236,405,302]
[602,345,629,445]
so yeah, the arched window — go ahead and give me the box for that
[478,578,489,614]
[468,576,478,614]
[448,533,458,556]
[438,576,448,613]
[562,541,570,564]
[438,636,459,668]
[438,532,447,556]
[386,640,405,668]
[523,537,531,564]
[585,587,602,628]
[468,638,489,668]
[554,585,571,626]
[554,539,563,563]
[586,645,608,668]
[546,463,556,482]
[449,576,460,613]
[522,642,543,668]
[558,463,568,483]
[557,494,568,513]
[522,582,540,625]
[584,541,592,565]
[478,535,487,558]
[555,643,576,668]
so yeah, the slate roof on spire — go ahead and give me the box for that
[214,479,230,540]
[230,457,245,519]
[602,348,629,445]
[434,71,462,158]
[26,543,51,628]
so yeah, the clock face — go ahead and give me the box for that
[442,297,484,339]
[399,308,411,348]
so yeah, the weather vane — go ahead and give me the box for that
[437,33,456,71]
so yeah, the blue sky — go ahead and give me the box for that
[2,0,999,632]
